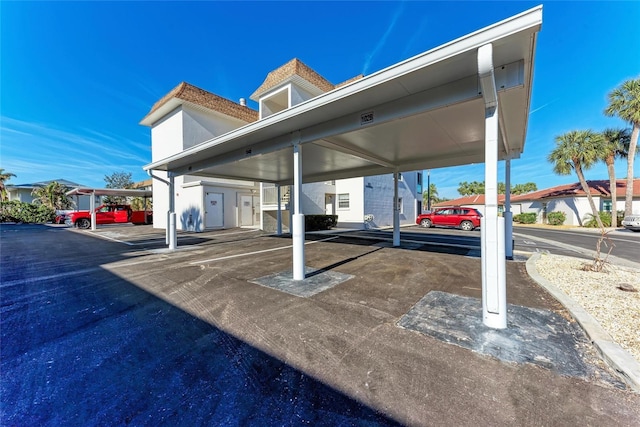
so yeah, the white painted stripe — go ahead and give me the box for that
[91,233,135,246]
[1,268,101,288]
[189,236,338,265]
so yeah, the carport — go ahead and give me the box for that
[66,187,153,231]
[144,6,542,329]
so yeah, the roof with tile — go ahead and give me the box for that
[142,82,258,125]
[511,179,640,202]
[434,194,506,207]
[250,58,335,100]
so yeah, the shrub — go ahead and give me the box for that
[305,214,338,231]
[513,212,537,224]
[0,201,55,223]
[583,211,611,228]
[547,211,566,226]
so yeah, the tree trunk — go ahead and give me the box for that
[575,161,604,229]
[605,155,617,228]
[625,124,639,216]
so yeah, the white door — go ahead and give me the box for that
[325,194,335,215]
[240,195,253,226]
[205,192,224,228]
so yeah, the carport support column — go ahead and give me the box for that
[292,140,305,280]
[504,158,513,259]
[168,174,177,250]
[276,184,282,236]
[90,190,96,231]
[393,171,400,247]
[479,43,506,329]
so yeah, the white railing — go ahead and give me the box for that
[262,185,290,205]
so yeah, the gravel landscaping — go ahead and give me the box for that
[535,254,640,363]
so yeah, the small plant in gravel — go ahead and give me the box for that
[581,229,615,272]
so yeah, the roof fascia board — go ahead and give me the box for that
[144,6,541,172]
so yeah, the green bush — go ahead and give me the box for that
[0,201,55,223]
[583,211,611,228]
[305,214,338,231]
[547,211,566,226]
[513,212,537,224]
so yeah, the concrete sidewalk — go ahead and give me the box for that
[3,224,640,426]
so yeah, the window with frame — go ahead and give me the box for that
[338,193,350,209]
[603,201,612,212]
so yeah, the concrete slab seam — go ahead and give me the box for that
[525,252,640,392]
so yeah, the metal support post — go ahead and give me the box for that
[276,184,282,236]
[504,158,513,259]
[393,171,400,247]
[479,43,507,329]
[292,140,305,280]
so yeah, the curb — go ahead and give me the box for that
[525,252,640,392]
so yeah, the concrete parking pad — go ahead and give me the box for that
[398,291,624,385]
[2,224,640,426]
[251,267,355,298]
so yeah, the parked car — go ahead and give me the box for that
[416,206,482,231]
[621,215,640,232]
[65,204,152,229]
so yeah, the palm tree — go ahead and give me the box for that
[423,183,438,209]
[599,128,631,227]
[548,130,606,229]
[31,181,73,210]
[0,169,16,201]
[604,78,640,217]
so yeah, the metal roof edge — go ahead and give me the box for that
[144,6,542,172]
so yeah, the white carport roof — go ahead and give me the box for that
[144,6,541,185]
[66,188,152,198]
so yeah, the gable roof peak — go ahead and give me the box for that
[250,58,334,101]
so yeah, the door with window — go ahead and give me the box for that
[325,194,335,215]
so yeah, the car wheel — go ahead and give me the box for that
[77,218,91,229]
[420,218,432,228]
[460,220,474,231]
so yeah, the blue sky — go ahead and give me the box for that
[1,1,638,199]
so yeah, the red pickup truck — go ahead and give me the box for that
[65,204,152,229]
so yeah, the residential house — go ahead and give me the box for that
[5,179,92,210]
[432,194,516,216]
[141,59,423,232]
[511,179,640,226]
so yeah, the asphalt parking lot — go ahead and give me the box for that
[2,223,639,426]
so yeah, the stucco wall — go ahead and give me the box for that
[335,177,364,228]
[151,109,184,161]
[363,174,418,228]
[182,106,248,150]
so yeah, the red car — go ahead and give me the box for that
[416,206,482,231]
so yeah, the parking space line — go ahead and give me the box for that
[189,236,339,265]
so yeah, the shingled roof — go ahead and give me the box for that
[141,82,258,125]
[250,58,335,100]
